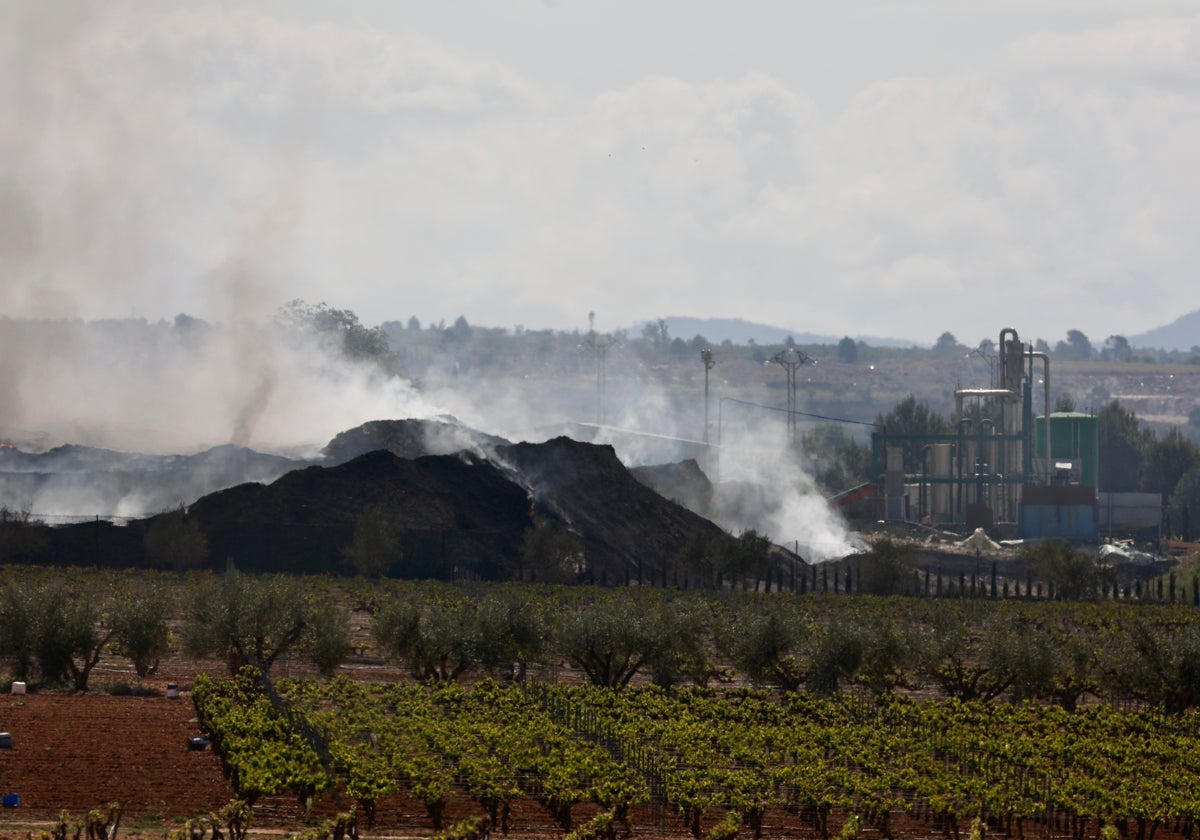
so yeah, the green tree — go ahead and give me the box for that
[1168,464,1200,541]
[855,538,915,596]
[806,616,864,695]
[836,336,859,364]
[722,529,773,590]
[1056,329,1093,361]
[180,572,345,675]
[875,395,950,473]
[933,332,962,355]
[1097,400,1152,492]
[801,425,873,494]
[916,606,1022,701]
[474,588,548,678]
[644,597,725,688]
[1142,427,1199,498]
[35,583,114,690]
[0,580,40,681]
[851,608,916,695]
[1054,393,1077,413]
[553,595,658,688]
[676,528,725,590]
[301,602,354,678]
[277,299,395,368]
[724,601,808,692]
[1103,334,1132,362]
[342,503,402,578]
[1008,625,1099,711]
[1021,540,1105,601]
[1105,617,1200,713]
[110,584,174,678]
[371,592,479,682]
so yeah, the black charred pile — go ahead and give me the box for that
[183,449,532,577]
[628,459,715,518]
[321,417,509,465]
[497,437,732,586]
[26,422,740,584]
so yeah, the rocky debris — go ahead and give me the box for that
[321,417,509,465]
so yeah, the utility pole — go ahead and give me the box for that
[580,322,613,425]
[771,348,814,444]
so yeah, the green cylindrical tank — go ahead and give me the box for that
[1033,412,1098,488]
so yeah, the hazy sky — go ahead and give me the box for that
[2,1,1198,346]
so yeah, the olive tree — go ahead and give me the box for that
[723,600,810,692]
[0,580,39,681]
[109,584,174,678]
[371,592,480,682]
[915,605,1025,701]
[552,594,660,688]
[181,571,350,675]
[0,577,114,690]
[1104,615,1200,713]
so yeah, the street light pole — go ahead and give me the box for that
[700,349,715,443]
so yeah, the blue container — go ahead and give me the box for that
[2,793,19,808]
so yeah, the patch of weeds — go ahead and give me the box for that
[105,682,163,697]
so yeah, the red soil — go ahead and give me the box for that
[0,692,229,832]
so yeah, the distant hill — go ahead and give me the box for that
[1129,310,1200,352]
[637,317,919,348]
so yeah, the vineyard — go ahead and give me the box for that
[8,567,1200,839]
[193,671,1200,840]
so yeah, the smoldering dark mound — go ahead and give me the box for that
[185,449,533,577]
[26,420,738,582]
[498,438,730,585]
[321,417,510,465]
[629,460,715,518]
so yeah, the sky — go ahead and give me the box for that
[2,1,1198,347]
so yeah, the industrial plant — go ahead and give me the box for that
[869,328,1161,544]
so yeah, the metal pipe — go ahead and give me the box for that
[956,418,973,516]
[920,445,931,521]
[999,328,1018,390]
[954,388,1018,398]
[1025,350,1051,485]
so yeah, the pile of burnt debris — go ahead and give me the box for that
[5,418,771,583]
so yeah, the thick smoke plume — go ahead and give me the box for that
[0,316,436,456]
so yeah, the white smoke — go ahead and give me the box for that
[416,334,864,563]
[0,316,439,456]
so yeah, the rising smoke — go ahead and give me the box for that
[0,4,860,558]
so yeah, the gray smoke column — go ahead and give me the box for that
[0,3,443,454]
